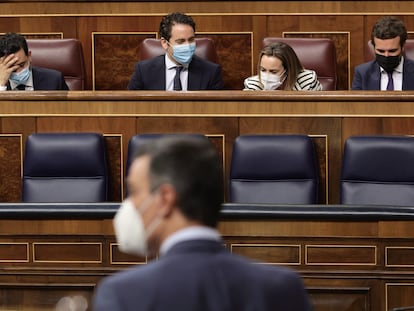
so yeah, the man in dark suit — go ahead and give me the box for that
[352,16,414,90]
[93,135,312,311]
[0,32,68,91]
[128,12,224,90]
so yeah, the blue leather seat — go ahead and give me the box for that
[229,135,319,204]
[340,136,414,206]
[22,133,108,203]
[126,133,206,176]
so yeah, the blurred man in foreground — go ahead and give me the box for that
[93,135,312,311]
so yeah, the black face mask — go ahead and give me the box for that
[375,53,401,73]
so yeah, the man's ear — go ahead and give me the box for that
[157,183,177,218]
[160,38,169,51]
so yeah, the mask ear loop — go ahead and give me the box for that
[280,70,287,83]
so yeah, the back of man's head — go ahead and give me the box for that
[371,16,407,48]
[159,12,196,41]
[0,32,28,57]
[135,135,223,227]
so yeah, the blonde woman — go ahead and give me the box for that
[244,42,323,91]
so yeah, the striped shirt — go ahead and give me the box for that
[243,69,323,91]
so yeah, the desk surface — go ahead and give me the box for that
[2,202,414,220]
[0,90,414,117]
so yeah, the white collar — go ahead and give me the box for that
[164,53,187,70]
[160,226,221,256]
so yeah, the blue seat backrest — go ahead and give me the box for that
[340,135,414,206]
[126,133,206,177]
[22,133,108,203]
[229,134,319,204]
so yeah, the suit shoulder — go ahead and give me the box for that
[191,55,220,69]
[354,60,376,72]
[405,57,414,64]
[404,57,414,69]
[226,251,302,281]
[135,55,164,68]
[32,66,64,77]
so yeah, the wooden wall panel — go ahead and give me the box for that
[3,208,414,311]
[104,135,123,202]
[201,33,252,90]
[78,16,163,90]
[92,33,157,90]
[342,118,414,143]
[387,283,414,311]
[308,287,371,311]
[0,135,22,202]
[0,17,77,40]
[1,117,36,139]
[3,1,414,15]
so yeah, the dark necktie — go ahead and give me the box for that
[16,84,26,91]
[386,72,394,91]
[173,66,183,91]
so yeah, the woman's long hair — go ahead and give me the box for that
[258,42,304,90]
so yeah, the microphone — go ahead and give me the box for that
[390,306,414,311]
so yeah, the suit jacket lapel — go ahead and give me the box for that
[187,57,201,90]
[156,56,167,90]
[32,67,38,90]
[402,58,414,90]
[368,62,381,90]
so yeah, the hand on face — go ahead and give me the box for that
[0,54,20,86]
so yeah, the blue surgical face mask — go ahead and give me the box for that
[169,42,196,66]
[10,63,30,85]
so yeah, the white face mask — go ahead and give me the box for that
[113,197,161,257]
[261,71,285,90]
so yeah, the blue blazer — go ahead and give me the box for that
[7,66,69,91]
[352,58,414,90]
[93,239,312,311]
[128,55,224,90]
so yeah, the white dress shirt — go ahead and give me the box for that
[380,56,403,91]
[165,54,189,91]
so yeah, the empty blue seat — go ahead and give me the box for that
[126,133,206,177]
[340,135,414,206]
[229,135,319,204]
[22,133,108,203]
